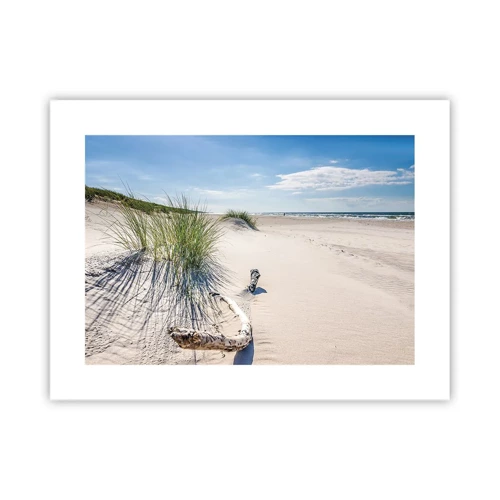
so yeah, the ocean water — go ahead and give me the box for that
[255,211,415,220]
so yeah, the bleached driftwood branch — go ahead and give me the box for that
[168,294,252,351]
[168,269,261,352]
[248,268,261,293]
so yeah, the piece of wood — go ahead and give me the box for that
[168,293,252,351]
[248,268,261,293]
[168,269,261,351]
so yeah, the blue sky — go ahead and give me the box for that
[85,135,414,213]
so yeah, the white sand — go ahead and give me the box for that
[85,202,414,365]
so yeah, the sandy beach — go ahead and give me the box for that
[85,201,414,365]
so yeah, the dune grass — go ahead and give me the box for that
[220,209,257,229]
[85,185,189,215]
[86,186,125,203]
[102,191,226,298]
[106,202,150,252]
[163,195,223,271]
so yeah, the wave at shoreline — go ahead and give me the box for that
[255,212,414,220]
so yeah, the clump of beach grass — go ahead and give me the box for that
[102,191,227,303]
[164,195,223,271]
[106,202,150,252]
[149,195,225,291]
[104,188,152,252]
[220,209,257,229]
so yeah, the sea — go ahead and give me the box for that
[254,211,415,220]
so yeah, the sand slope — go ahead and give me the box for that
[85,202,414,365]
[217,216,414,364]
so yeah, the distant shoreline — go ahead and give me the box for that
[210,211,415,221]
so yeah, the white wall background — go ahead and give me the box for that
[1,1,497,499]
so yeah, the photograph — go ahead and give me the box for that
[85,134,415,366]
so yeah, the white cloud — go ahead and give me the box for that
[267,166,414,191]
[329,160,339,164]
[409,164,414,169]
[86,160,124,169]
[249,173,264,178]
[195,189,225,196]
[291,191,302,195]
[153,196,168,204]
[193,188,253,199]
[87,175,116,185]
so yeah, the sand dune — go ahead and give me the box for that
[85,202,414,365]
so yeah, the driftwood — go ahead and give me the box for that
[168,294,251,351]
[248,268,261,293]
[168,269,261,352]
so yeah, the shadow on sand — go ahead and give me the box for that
[86,251,267,366]
[86,250,230,337]
[233,339,255,365]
